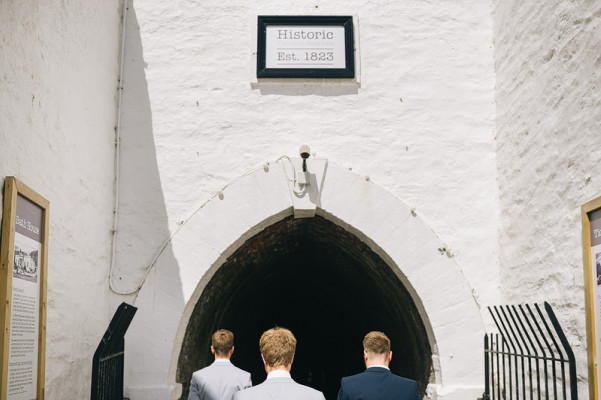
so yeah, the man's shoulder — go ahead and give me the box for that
[226,363,252,376]
[340,371,364,384]
[192,363,250,379]
[389,374,418,385]
[341,368,380,381]
[290,380,324,396]
[232,382,264,399]
[235,379,323,399]
[342,369,417,386]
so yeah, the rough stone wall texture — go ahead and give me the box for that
[116,0,499,311]
[115,0,498,397]
[493,1,601,396]
[0,1,121,398]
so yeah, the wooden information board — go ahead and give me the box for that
[582,195,601,400]
[1,177,49,400]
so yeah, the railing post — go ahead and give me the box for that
[485,334,490,400]
[91,302,137,400]
[486,302,577,400]
[544,302,578,400]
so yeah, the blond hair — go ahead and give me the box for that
[212,329,234,356]
[260,327,297,367]
[363,331,391,354]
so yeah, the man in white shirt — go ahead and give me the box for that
[188,329,252,400]
[233,327,325,400]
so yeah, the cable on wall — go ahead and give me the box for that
[108,0,129,295]
[108,155,305,296]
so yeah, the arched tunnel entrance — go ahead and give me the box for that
[176,215,433,399]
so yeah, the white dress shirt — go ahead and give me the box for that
[267,369,292,379]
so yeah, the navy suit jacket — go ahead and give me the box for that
[337,367,421,400]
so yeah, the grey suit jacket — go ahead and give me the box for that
[233,377,325,400]
[188,360,252,400]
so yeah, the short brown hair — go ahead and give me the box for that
[260,327,297,367]
[212,329,234,356]
[363,331,391,354]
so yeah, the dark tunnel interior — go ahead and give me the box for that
[177,215,432,400]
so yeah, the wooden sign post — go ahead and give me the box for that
[582,195,601,400]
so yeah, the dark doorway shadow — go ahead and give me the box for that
[177,216,432,400]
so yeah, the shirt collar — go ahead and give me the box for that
[367,365,390,370]
[214,359,232,364]
[267,370,291,379]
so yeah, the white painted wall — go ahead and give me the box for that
[0,1,122,398]
[1,0,598,397]
[115,0,498,307]
[493,2,601,396]
[113,0,499,398]
[0,0,506,397]
[3,0,599,398]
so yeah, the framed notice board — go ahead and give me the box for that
[582,195,601,400]
[257,15,355,78]
[0,177,49,400]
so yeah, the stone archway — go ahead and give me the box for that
[124,159,484,400]
[176,215,432,399]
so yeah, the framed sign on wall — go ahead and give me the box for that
[0,177,49,400]
[582,195,601,400]
[256,15,355,79]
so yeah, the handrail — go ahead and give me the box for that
[484,302,577,400]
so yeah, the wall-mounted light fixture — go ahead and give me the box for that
[299,145,310,172]
[297,145,311,186]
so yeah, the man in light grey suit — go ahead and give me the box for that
[188,329,252,400]
[233,327,325,400]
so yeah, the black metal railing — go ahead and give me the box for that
[483,302,577,400]
[91,302,137,400]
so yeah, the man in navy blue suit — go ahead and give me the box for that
[337,331,421,400]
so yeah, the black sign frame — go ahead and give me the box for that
[257,15,355,79]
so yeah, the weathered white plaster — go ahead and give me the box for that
[123,161,484,400]
[111,1,498,399]
[493,2,601,397]
[2,0,599,397]
[0,1,122,398]
[113,0,499,312]
[287,157,329,218]
[1,0,542,398]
